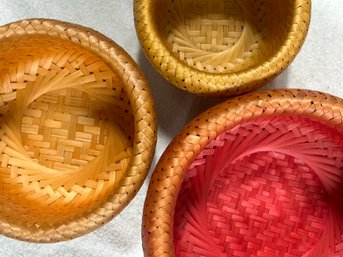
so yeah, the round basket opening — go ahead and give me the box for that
[153,0,295,74]
[174,116,343,256]
[0,34,135,233]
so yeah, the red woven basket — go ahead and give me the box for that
[143,89,343,257]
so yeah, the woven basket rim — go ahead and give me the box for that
[0,18,157,242]
[134,0,312,96]
[142,89,343,257]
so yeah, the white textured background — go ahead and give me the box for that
[0,0,342,256]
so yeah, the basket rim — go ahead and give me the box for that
[134,0,312,96]
[142,89,343,257]
[0,18,157,243]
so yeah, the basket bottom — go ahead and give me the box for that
[174,116,343,257]
[0,87,132,227]
[155,0,293,74]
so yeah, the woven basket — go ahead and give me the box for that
[0,19,156,243]
[135,0,311,96]
[143,89,343,257]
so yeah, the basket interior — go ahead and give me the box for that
[154,0,295,74]
[0,34,134,231]
[174,116,343,257]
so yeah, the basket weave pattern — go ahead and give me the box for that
[0,19,156,242]
[174,116,339,256]
[143,90,343,257]
[157,0,268,74]
[135,0,311,96]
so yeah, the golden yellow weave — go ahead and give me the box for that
[0,19,157,242]
[134,0,311,96]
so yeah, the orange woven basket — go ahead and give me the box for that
[143,89,343,257]
[135,0,311,96]
[0,19,157,243]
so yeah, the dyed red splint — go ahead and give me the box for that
[174,116,343,257]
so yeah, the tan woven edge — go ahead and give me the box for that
[0,18,157,242]
[142,89,343,257]
[134,0,312,96]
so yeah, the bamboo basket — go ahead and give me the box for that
[143,89,343,257]
[134,0,311,96]
[0,19,157,243]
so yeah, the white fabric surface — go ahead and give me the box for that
[0,0,342,256]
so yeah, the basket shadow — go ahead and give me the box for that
[137,50,225,181]
[261,68,290,91]
[137,50,224,140]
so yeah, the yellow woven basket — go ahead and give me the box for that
[0,19,157,242]
[135,0,311,96]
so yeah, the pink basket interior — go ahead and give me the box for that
[174,116,343,257]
